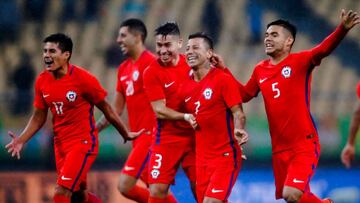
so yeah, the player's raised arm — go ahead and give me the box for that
[311,9,359,65]
[96,92,126,132]
[5,108,48,159]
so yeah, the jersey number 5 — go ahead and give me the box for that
[272,82,280,98]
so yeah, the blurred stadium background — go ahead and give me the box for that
[0,0,360,202]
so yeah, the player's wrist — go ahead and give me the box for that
[183,113,191,121]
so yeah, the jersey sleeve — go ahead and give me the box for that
[242,69,260,102]
[143,66,165,101]
[309,24,348,66]
[222,74,242,108]
[82,73,107,104]
[357,82,360,99]
[116,65,124,93]
[33,76,47,110]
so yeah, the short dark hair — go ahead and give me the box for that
[155,21,180,36]
[188,32,214,50]
[120,18,147,43]
[43,33,73,60]
[267,19,297,40]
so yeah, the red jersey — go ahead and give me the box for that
[243,25,348,153]
[34,65,107,153]
[179,68,242,164]
[116,50,156,143]
[357,82,360,99]
[143,54,194,144]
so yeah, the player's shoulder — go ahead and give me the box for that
[254,59,269,68]
[70,64,98,81]
[290,50,312,58]
[142,49,156,60]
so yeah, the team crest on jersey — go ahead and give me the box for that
[66,91,77,102]
[281,66,292,78]
[132,70,139,81]
[151,169,160,179]
[203,88,213,100]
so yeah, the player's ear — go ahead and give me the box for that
[206,49,213,59]
[178,38,183,49]
[64,51,71,60]
[285,36,294,48]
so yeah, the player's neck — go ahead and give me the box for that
[51,64,69,79]
[269,51,289,65]
[130,45,145,61]
[193,64,210,82]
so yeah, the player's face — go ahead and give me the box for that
[117,26,138,56]
[43,42,70,72]
[264,25,293,56]
[185,38,212,69]
[155,34,182,66]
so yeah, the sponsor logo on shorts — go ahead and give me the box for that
[61,175,72,181]
[211,188,224,193]
[293,178,304,183]
[151,169,160,179]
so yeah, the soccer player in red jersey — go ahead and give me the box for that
[5,33,138,203]
[179,32,249,203]
[143,22,197,203]
[240,10,359,203]
[341,82,360,168]
[96,18,176,202]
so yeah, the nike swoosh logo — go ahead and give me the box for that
[61,175,72,181]
[164,81,175,88]
[259,78,267,84]
[124,166,135,171]
[211,189,224,193]
[43,94,50,98]
[120,76,128,81]
[185,97,191,102]
[293,178,304,183]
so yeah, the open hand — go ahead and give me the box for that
[127,128,147,140]
[5,131,23,160]
[341,9,360,30]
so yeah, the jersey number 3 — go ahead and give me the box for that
[272,82,280,98]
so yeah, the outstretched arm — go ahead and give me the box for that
[96,92,126,132]
[311,9,360,65]
[5,108,48,159]
[96,100,141,142]
[341,102,360,168]
[150,99,197,129]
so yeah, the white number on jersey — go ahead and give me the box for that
[194,101,201,114]
[125,81,134,96]
[272,82,280,98]
[52,102,64,115]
